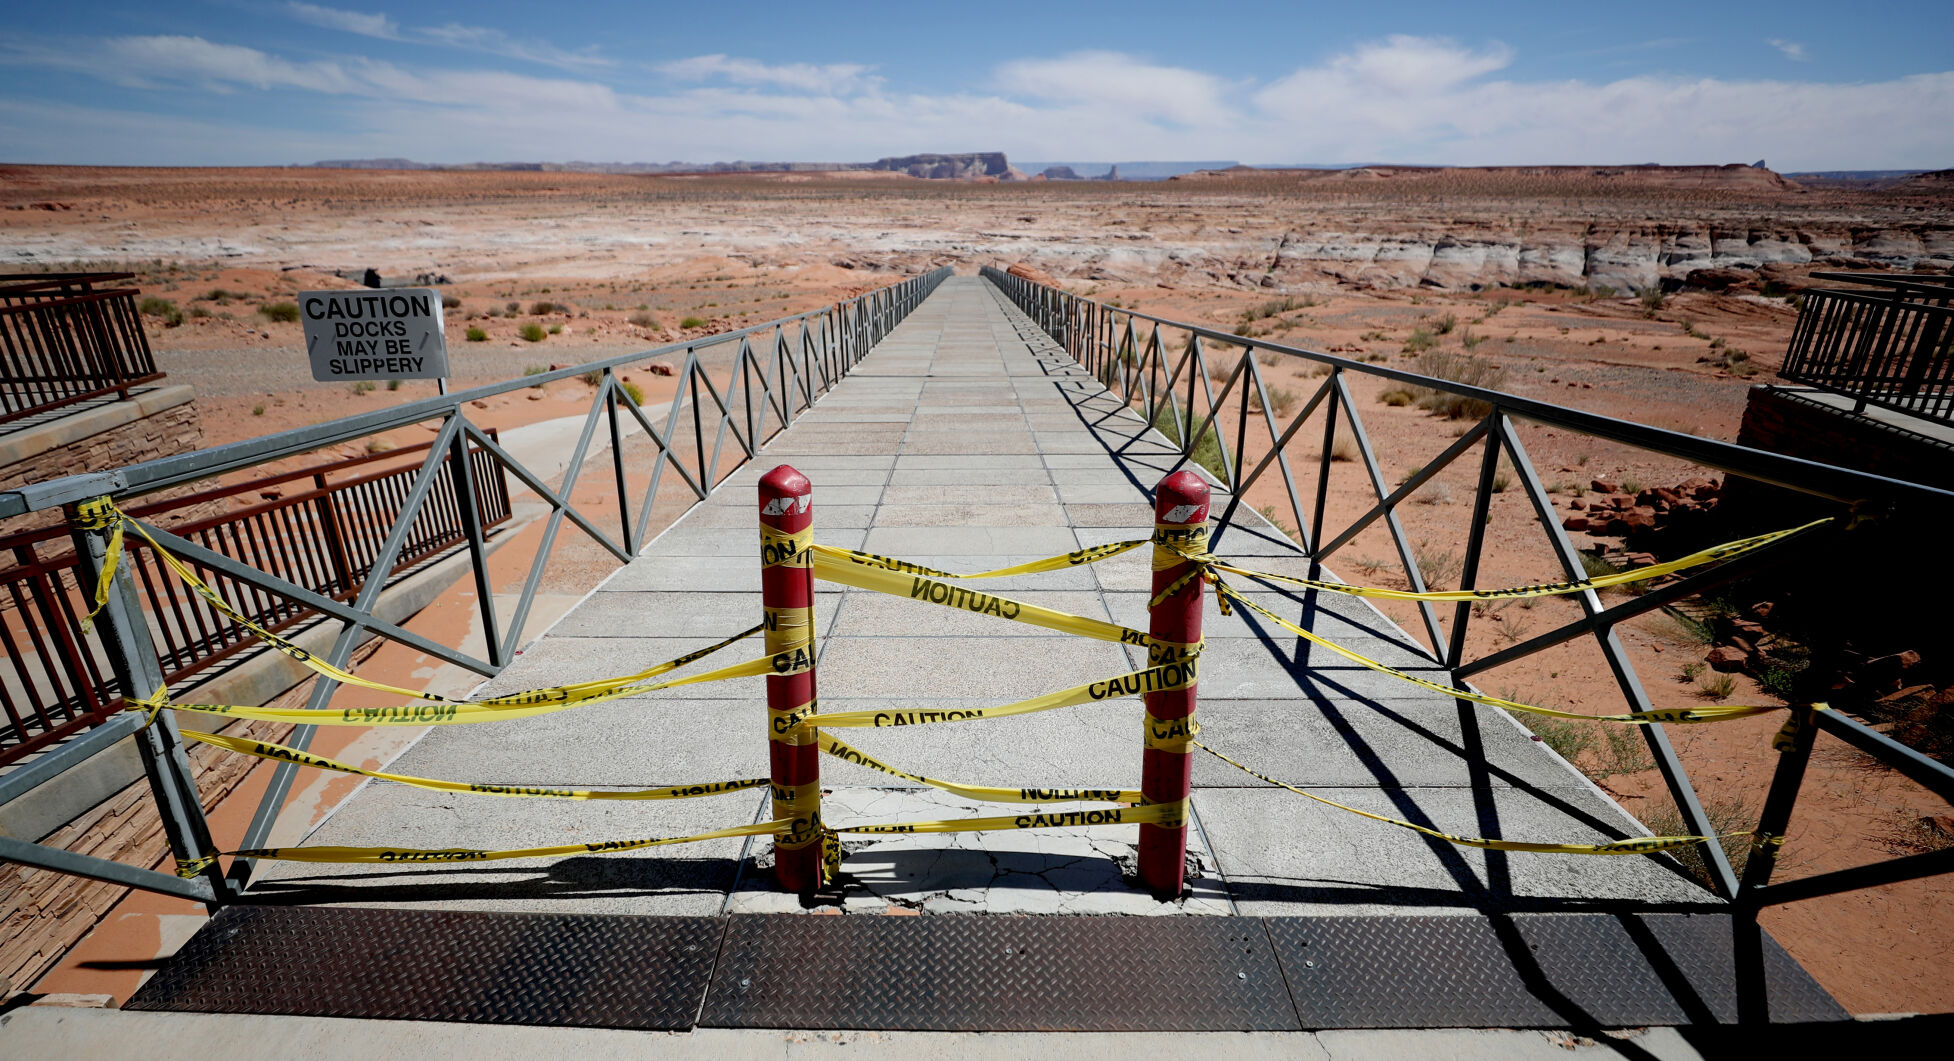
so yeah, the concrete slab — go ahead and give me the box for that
[1195,787,1712,916]
[727,788,1231,915]
[246,275,1716,947]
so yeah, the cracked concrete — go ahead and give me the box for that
[725,788,1231,915]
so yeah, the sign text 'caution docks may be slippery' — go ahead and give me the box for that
[298,288,449,382]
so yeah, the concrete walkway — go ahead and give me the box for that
[249,276,1711,917]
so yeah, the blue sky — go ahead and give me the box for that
[3,1,1950,169]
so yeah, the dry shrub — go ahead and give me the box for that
[1410,351,1507,419]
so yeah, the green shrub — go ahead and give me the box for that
[622,381,646,405]
[188,305,211,319]
[138,296,183,327]
[1508,706,1594,765]
[529,301,556,316]
[259,301,301,323]
[386,378,401,391]
[465,326,488,342]
[1379,388,1415,407]
[1756,644,1810,701]
[580,369,604,387]
[520,323,546,343]
[1431,312,1458,335]
[200,288,235,303]
[252,404,265,416]
[1402,328,1436,354]
[1644,797,1755,887]
[1695,671,1737,700]
[506,301,520,313]
[548,324,564,335]
[680,316,708,329]
[524,365,548,388]
[350,380,376,395]
[1152,399,1227,482]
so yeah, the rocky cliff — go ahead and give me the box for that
[869,153,1027,180]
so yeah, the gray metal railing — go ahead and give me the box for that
[1778,272,1954,425]
[0,433,512,766]
[0,266,949,908]
[981,266,1954,933]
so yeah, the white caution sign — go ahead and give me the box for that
[299,289,449,382]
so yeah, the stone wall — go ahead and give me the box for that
[0,385,207,536]
[1734,385,1954,493]
[0,716,294,993]
[0,384,215,993]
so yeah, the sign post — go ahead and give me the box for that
[298,289,450,385]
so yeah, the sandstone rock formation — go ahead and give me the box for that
[870,153,1025,180]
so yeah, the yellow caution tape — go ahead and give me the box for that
[770,700,818,745]
[837,799,1186,836]
[785,658,1198,731]
[1182,518,1829,603]
[1143,712,1200,752]
[1215,583,1784,726]
[69,497,124,634]
[809,539,1146,580]
[150,645,801,726]
[99,501,791,717]
[811,549,1194,653]
[176,817,800,875]
[178,798,1192,876]
[1196,741,1708,855]
[761,527,813,568]
[820,732,1142,804]
[180,728,769,801]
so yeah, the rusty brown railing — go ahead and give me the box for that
[0,273,165,425]
[0,434,509,764]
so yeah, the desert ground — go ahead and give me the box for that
[3,163,1951,1012]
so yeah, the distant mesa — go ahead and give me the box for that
[310,152,1033,180]
[1040,166,1082,181]
[868,153,1027,181]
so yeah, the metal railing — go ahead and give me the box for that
[982,266,1954,927]
[0,273,164,424]
[0,266,949,909]
[1778,272,1954,425]
[0,433,511,765]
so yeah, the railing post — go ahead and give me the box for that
[759,464,823,892]
[65,497,233,907]
[312,473,354,596]
[1140,470,1209,898]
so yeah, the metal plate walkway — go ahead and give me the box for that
[138,276,1842,1027]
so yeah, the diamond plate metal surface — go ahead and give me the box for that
[1266,914,1846,1028]
[125,906,724,1030]
[701,914,1298,1031]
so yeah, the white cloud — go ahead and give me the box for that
[994,51,1233,126]
[282,4,607,69]
[1247,36,1954,168]
[286,3,399,40]
[84,35,360,93]
[658,55,876,95]
[2,31,1949,171]
[420,23,612,70]
[1768,38,1808,61]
